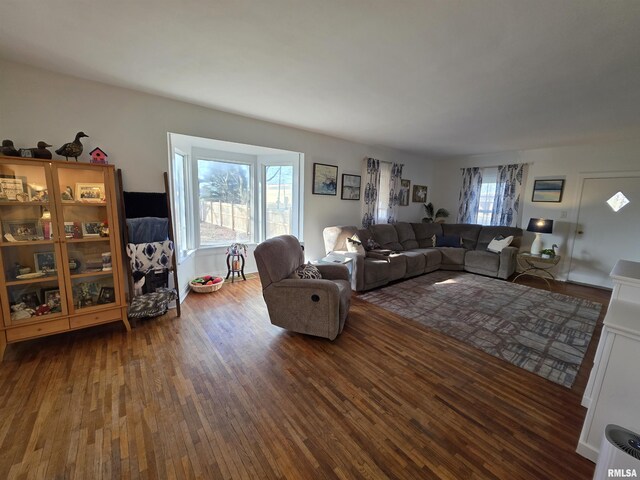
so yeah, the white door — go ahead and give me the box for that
[568,176,640,288]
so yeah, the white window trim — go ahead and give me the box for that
[168,135,304,257]
[258,155,301,242]
[170,148,196,263]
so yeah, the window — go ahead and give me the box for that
[198,159,252,245]
[171,150,192,261]
[476,167,498,225]
[377,161,392,223]
[169,134,303,253]
[264,165,294,238]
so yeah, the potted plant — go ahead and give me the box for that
[422,202,450,223]
[540,248,555,259]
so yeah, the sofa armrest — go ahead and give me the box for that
[315,263,350,282]
[366,251,391,262]
[498,246,519,279]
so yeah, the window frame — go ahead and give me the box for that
[259,155,301,241]
[170,148,195,263]
[194,153,256,249]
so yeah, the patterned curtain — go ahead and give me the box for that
[490,163,527,227]
[387,163,403,223]
[361,157,380,228]
[456,167,483,223]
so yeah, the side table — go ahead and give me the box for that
[512,252,561,289]
[312,254,353,281]
[226,253,246,282]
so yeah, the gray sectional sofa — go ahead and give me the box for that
[323,222,522,292]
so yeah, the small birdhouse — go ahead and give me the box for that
[89,147,108,164]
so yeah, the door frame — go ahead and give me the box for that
[566,170,640,285]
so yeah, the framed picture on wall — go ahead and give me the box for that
[312,163,338,195]
[341,174,361,200]
[412,184,428,203]
[532,179,565,202]
[399,179,410,206]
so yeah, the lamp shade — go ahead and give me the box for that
[527,218,553,234]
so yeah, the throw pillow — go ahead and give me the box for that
[487,235,514,253]
[346,234,366,255]
[296,263,322,280]
[435,234,462,247]
[364,238,381,251]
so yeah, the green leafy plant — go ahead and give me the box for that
[422,202,450,223]
[540,248,555,257]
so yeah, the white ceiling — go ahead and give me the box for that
[2,1,640,157]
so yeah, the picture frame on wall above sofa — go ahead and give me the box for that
[399,179,410,206]
[312,163,338,195]
[341,174,361,200]
[412,184,428,203]
[532,179,565,202]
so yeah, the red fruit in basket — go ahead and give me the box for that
[212,277,222,284]
[205,280,213,285]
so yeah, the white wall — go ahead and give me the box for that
[431,139,640,281]
[0,60,434,293]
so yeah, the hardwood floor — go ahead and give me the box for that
[0,275,608,479]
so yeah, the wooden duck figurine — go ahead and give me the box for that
[55,131,88,161]
[30,141,53,159]
[1,139,20,157]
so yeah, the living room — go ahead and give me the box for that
[1,1,640,478]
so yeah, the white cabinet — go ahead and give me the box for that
[577,260,640,462]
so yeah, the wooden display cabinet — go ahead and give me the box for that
[0,156,130,359]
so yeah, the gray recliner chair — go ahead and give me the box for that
[253,235,351,340]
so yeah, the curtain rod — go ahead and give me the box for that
[459,162,529,170]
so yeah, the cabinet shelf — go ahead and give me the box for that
[0,201,50,207]
[70,270,112,279]
[61,201,107,207]
[0,240,56,248]
[5,275,59,286]
[65,237,110,244]
[0,155,130,360]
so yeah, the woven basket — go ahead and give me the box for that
[190,277,224,293]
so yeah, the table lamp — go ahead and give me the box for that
[527,218,553,255]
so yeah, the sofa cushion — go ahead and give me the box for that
[387,253,407,281]
[477,226,523,250]
[438,247,466,267]
[296,263,322,279]
[487,235,513,253]
[435,234,463,247]
[442,224,482,250]
[399,251,426,277]
[323,225,359,253]
[370,224,404,251]
[465,250,500,273]
[355,229,381,251]
[411,223,443,248]
[394,222,419,250]
[346,234,366,254]
[363,258,391,286]
[412,248,443,268]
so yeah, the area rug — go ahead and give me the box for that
[359,271,602,388]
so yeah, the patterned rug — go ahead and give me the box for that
[359,271,602,388]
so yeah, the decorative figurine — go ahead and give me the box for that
[55,131,88,161]
[30,141,53,159]
[1,139,20,157]
[89,147,108,164]
[61,186,74,201]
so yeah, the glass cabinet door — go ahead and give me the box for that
[54,165,119,312]
[0,159,67,325]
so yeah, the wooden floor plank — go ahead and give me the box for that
[0,275,605,479]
